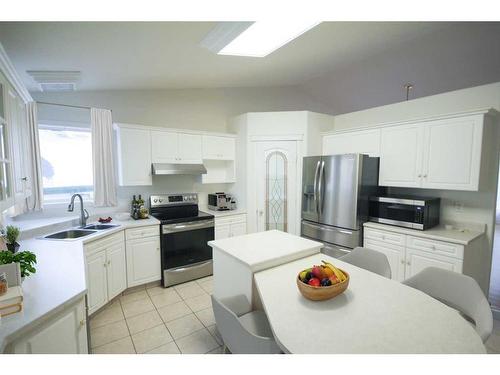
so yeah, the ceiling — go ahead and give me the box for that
[0,22,454,91]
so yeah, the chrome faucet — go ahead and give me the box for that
[68,194,89,227]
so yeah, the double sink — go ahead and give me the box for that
[43,224,119,240]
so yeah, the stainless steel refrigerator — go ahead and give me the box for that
[301,154,380,258]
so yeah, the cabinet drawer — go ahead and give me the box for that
[125,225,160,240]
[85,231,124,254]
[364,228,405,247]
[406,236,464,259]
[215,213,247,226]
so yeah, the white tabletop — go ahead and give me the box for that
[254,253,486,354]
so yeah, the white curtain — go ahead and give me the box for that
[91,108,117,207]
[26,102,43,211]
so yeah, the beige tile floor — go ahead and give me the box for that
[90,275,500,354]
[90,276,223,354]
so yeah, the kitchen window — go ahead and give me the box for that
[38,124,93,203]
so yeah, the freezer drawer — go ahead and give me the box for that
[301,220,360,249]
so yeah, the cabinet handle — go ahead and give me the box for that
[103,263,107,268]
[400,260,405,264]
[80,319,86,327]
[423,174,428,178]
[407,261,411,266]
[418,174,422,178]
[107,260,111,265]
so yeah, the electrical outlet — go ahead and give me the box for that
[453,201,464,212]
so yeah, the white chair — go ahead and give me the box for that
[340,246,392,278]
[403,267,493,342]
[211,295,282,354]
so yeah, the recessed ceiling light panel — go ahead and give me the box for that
[217,21,320,57]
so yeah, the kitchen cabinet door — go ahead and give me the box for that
[421,115,483,191]
[178,133,203,163]
[322,129,381,157]
[116,127,152,186]
[364,239,406,282]
[126,236,161,288]
[11,298,88,354]
[202,135,236,160]
[215,223,230,240]
[151,130,178,163]
[230,221,247,237]
[106,241,127,300]
[379,125,425,188]
[86,251,108,315]
[404,248,463,280]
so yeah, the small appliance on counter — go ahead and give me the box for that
[208,192,234,211]
[131,194,149,220]
[368,195,440,230]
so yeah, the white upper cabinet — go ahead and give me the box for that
[178,133,203,163]
[151,130,202,164]
[323,129,381,157]
[202,135,236,160]
[421,116,483,190]
[116,126,152,186]
[379,124,425,188]
[151,130,177,163]
[378,113,487,191]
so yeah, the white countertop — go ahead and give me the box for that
[364,222,484,245]
[208,230,322,272]
[0,216,160,352]
[199,206,246,218]
[254,253,486,354]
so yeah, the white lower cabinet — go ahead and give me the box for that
[214,214,247,240]
[9,298,88,354]
[85,232,127,315]
[363,227,464,282]
[125,226,161,288]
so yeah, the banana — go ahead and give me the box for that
[322,260,346,282]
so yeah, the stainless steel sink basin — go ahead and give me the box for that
[43,229,97,240]
[83,224,119,230]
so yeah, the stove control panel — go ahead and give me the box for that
[150,193,198,207]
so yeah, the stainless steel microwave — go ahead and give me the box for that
[368,196,440,230]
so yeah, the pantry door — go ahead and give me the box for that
[254,140,298,235]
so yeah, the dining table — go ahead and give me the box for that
[253,253,486,354]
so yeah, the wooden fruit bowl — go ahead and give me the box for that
[296,270,350,301]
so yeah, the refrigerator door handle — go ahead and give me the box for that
[318,160,325,217]
[313,160,321,215]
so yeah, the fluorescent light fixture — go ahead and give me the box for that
[218,21,320,57]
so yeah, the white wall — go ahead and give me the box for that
[32,86,325,133]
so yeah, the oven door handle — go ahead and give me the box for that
[162,219,214,234]
[166,260,213,274]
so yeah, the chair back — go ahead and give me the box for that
[341,247,392,278]
[403,267,493,342]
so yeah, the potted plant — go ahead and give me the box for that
[3,225,21,253]
[0,250,37,279]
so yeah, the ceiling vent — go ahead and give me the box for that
[27,71,81,92]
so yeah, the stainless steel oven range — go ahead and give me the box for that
[150,193,214,287]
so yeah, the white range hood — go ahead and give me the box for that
[151,163,207,176]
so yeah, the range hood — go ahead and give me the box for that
[152,163,207,175]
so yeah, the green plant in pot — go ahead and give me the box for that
[0,250,37,279]
[4,225,21,253]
